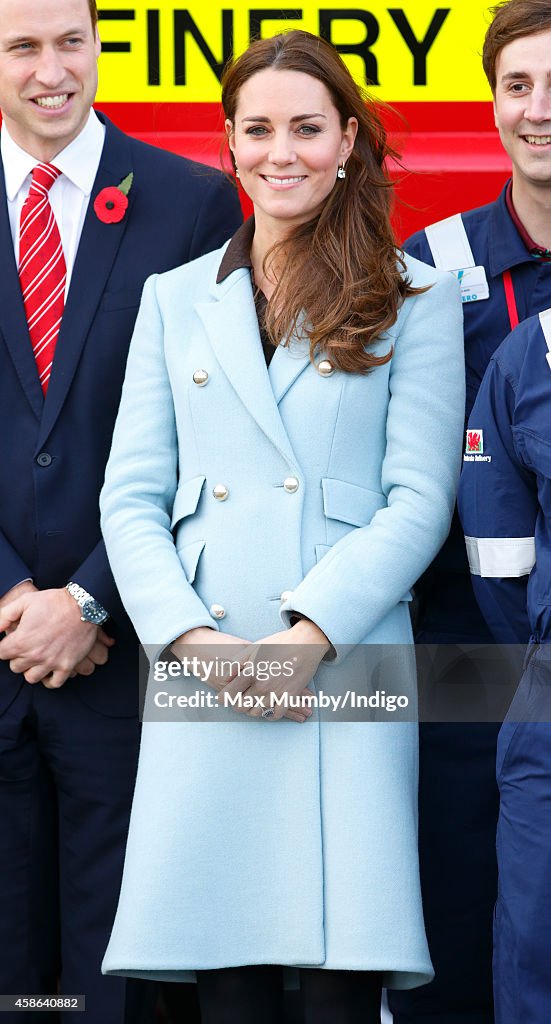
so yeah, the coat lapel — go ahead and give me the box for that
[37,117,134,448]
[268,330,311,405]
[195,269,299,468]
[0,158,44,419]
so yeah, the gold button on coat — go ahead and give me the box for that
[213,484,229,501]
[317,359,334,377]
[210,604,226,619]
[280,591,292,603]
[192,369,209,386]
[283,477,299,493]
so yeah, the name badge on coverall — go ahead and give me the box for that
[453,266,489,304]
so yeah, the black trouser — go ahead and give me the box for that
[0,681,154,1024]
[196,965,382,1024]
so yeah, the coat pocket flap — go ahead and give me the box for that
[176,539,205,583]
[171,475,206,529]
[321,478,386,528]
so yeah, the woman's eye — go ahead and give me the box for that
[246,125,269,137]
[297,124,321,135]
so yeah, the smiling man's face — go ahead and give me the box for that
[494,29,551,194]
[0,0,100,161]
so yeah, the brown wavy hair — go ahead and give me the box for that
[483,0,551,93]
[221,30,421,374]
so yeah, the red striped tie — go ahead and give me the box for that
[18,163,66,395]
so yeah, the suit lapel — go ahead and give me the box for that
[38,117,134,448]
[0,158,44,419]
[195,269,299,468]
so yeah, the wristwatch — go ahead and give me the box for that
[66,582,109,625]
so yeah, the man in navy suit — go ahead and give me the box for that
[0,0,241,1020]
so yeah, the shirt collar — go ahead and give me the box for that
[216,216,255,283]
[1,109,105,201]
[488,180,550,275]
[505,179,551,261]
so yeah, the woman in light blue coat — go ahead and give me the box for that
[101,30,464,1023]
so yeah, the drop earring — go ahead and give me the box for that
[235,165,240,180]
[337,163,346,180]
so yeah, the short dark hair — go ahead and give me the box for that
[88,0,98,28]
[483,0,551,92]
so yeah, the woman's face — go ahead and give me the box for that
[226,68,357,233]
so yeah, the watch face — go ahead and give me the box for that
[82,599,107,625]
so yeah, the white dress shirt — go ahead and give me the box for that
[2,111,106,592]
[1,110,105,294]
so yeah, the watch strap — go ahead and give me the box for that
[66,582,108,623]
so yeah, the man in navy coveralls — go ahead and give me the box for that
[460,305,551,1024]
[389,1,551,1021]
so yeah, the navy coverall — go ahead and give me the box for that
[459,309,551,1024]
[388,183,551,1024]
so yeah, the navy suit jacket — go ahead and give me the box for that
[0,113,242,716]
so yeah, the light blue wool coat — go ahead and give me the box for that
[100,243,464,989]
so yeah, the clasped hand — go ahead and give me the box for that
[174,620,330,724]
[0,582,114,688]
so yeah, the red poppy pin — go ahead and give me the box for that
[94,172,134,224]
